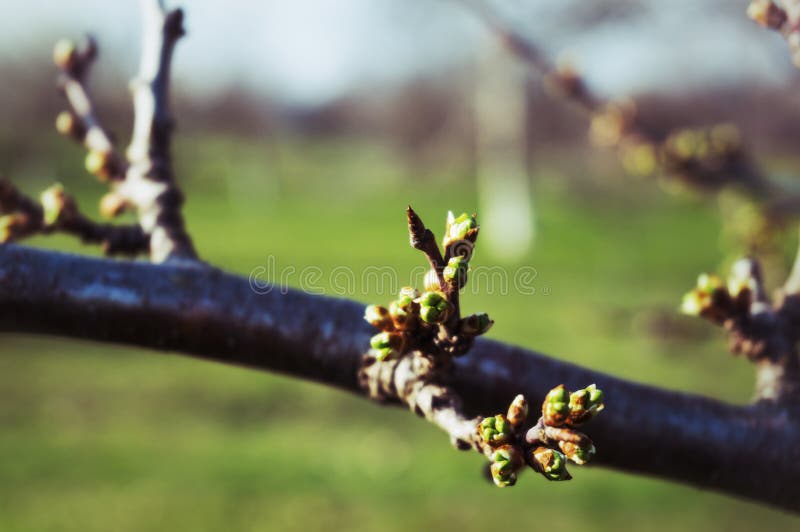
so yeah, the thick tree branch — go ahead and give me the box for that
[0,244,798,511]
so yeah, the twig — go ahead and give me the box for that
[407,206,447,289]
[55,37,127,180]
[122,0,196,263]
[0,179,148,255]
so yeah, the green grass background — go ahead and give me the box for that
[1,132,799,530]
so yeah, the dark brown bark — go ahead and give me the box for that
[0,243,798,512]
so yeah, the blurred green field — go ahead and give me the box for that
[1,132,799,531]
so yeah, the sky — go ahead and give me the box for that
[0,0,795,106]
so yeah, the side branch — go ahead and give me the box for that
[124,0,196,263]
[0,244,798,511]
[0,179,148,255]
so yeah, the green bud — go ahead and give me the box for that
[375,347,393,362]
[443,256,469,288]
[419,305,441,324]
[559,440,596,465]
[445,212,478,244]
[492,447,513,465]
[460,313,493,336]
[495,417,510,435]
[389,298,415,330]
[587,384,604,406]
[478,414,513,446]
[418,291,450,324]
[567,384,605,425]
[419,291,445,308]
[369,332,406,361]
[394,295,414,310]
[490,461,517,487]
[531,446,571,481]
[542,385,571,426]
[370,332,393,350]
[490,446,519,487]
[546,385,569,404]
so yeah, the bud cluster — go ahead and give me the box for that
[586,92,749,191]
[681,271,752,325]
[475,387,604,485]
[523,384,605,481]
[542,384,604,427]
[660,124,744,189]
[477,395,529,487]
[365,209,492,362]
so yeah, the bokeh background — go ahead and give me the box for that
[2,0,800,530]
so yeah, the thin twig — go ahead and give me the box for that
[122,0,196,263]
[0,178,148,255]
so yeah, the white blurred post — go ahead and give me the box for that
[474,39,535,262]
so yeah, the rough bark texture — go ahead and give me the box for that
[1,244,798,512]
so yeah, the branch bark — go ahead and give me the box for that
[1,244,798,512]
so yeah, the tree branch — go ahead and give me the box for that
[55,36,127,179]
[461,0,794,207]
[50,0,196,262]
[122,0,196,263]
[0,178,148,255]
[0,243,798,511]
